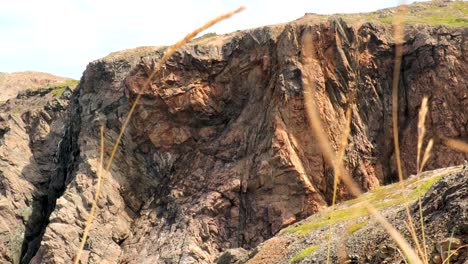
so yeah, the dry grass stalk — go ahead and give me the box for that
[74,126,105,264]
[301,28,422,264]
[416,97,431,263]
[443,138,468,153]
[417,97,429,173]
[73,7,245,263]
[442,244,468,264]
[420,139,433,174]
[390,4,429,263]
[391,3,406,188]
[326,106,352,264]
[104,6,245,175]
[404,219,424,263]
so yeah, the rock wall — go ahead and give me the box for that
[0,14,466,264]
[0,87,74,263]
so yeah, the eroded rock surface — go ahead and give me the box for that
[1,5,467,264]
[0,86,75,263]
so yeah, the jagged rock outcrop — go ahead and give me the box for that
[0,86,75,263]
[0,2,467,264]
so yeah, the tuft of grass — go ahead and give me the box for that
[190,32,217,43]
[410,175,442,198]
[347,221,368,235]
[50,87,66,98]
[290,245,319,263]
[48,80,79,97]
[48,79,79,89]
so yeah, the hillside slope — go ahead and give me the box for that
[0,71,75,102]
[243,166,467,263]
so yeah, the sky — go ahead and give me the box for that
[0,0,417,79]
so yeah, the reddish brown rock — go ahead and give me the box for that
[1,5,466,264]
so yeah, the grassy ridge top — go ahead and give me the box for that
[342,1,468,27]
[0,71,76,102]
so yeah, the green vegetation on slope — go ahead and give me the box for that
[49,80,78,97]
[48,79,79,89]
[342,1,468,27]
[50,87,67,98]
[190,32,217,44]
[284,173,446,236]
[346,221,368,235]
[290,245,319,263]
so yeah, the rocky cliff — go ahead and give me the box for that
[0,85,76,263]
[0,2,467,263]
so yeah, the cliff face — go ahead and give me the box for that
[0,6,467,264]
[0,86,75,263]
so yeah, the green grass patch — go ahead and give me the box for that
[374,1,467,27]
[341,1,468,27]
[284,173,446,236]
[285,206,369,236]
[347,221,368,235]
[290,245,319,263]
[50,87,66,98]
[409,174,443,198]
[48,79,78,97]
[190,32,217,44]
[49,79,79,89]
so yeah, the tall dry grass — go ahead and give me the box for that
[388,5,429,262]
[443,138,468,153]
[74,126,105,264]
[73,7,245,263]
[301,27,422,264]
[303,1,468,263]
[326,106,352,264]
[71,2,468,263]
[415,96,434,263]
